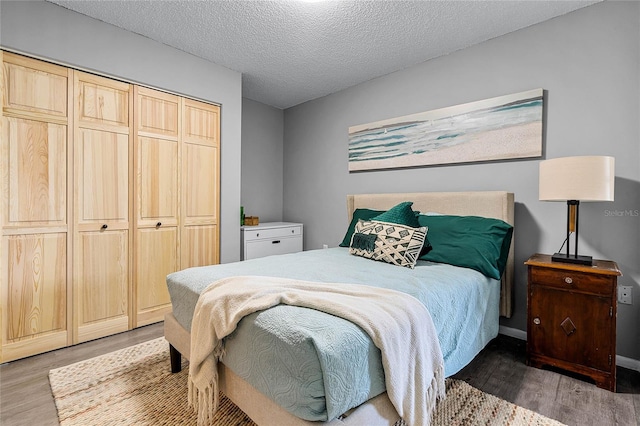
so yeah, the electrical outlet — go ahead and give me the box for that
[618,286,632,305]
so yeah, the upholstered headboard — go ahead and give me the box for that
[346,191,515,318]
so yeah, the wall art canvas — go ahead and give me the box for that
[348,88,543,171]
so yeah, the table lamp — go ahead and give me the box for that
[539,156,615,266]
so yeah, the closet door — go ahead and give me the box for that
[133,87,179,327]
[73,71,132,343]
[0,52,72,361]
[181,99,220,268]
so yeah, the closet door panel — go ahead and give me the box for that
[137,89,179,138]
[77,75,129,129]
[1,233,68,361]
[77,129,129,223]
[75,230,129,342]
[183,143,217,223]
[135,227,175,326]
[2,52,68,118]
[181,224,217,269]
[2,233,67,344]
[3,116,66,227]
[183,100,219,146]
[139,137,178,225]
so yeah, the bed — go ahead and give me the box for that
[164,191,515,425]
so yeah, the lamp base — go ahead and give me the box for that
[551,252,593,266]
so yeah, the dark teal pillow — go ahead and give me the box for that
[417,214,513,280]
[372,202,420,228]
[339,205,422,247]
[339,208,385,247]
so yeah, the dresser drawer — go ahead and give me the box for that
[243,225,301,242]
[529,267,614,297]
[241,222,304,261]
[245,236,302,260]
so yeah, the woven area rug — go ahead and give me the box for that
[49,337,565,426]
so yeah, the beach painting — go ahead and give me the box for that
[348,88,543,171]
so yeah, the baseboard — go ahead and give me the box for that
[499,325,640,373]
[616,354,640,372]
[499,325,526,340]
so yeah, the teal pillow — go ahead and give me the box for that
[371,202,420,228]
[339,208,385,247]
[339,205,422,247]
[417,214,513,280]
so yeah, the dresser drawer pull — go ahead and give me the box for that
[564,277,573,284]
[272,240,281,244]
[533,317,541,325]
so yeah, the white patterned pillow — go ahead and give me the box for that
[349,220,428,269]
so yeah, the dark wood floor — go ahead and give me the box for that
[453,337,640,425]
[0,323,165,426]
[1,326,638,426]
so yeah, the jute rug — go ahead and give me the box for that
[49,337,565,426]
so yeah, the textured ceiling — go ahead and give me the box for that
[47,0,599,109]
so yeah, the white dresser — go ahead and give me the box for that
[241,222,303,260]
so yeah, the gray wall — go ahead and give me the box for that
[0,0,243,263]
[283,2,640,361]
[241,98,284,223]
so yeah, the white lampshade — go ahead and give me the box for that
[539,156,615,202]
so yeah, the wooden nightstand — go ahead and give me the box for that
[525,253,622,392]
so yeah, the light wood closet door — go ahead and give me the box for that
[134,87,178,327]
[1,52,72,362]
[73,71,132,343]
[181,99,220,268]
[2,52,221,360]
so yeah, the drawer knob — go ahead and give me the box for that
[533,317,541,325]
[101,224,108,230]
[156,222,162,228]
[564,277,573,284]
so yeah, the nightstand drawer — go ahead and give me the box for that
[529,267,614,296]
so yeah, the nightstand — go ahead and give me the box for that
[525,253,622,392]
[241,222,303,260]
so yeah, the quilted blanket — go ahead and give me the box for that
[188,275,445,426]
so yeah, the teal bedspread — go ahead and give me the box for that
[166,248,499,421]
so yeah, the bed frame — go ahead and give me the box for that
[164,191,515,425]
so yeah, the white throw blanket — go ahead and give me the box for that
[188,276,445,426]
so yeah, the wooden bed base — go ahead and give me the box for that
[165,191,515,425]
